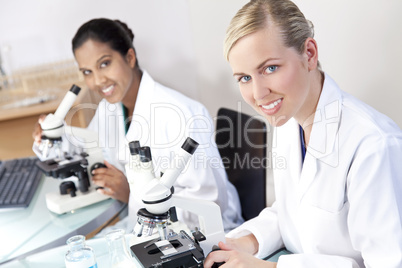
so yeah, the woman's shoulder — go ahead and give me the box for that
[141,71,208,115]
[341,91,401,138]
[323,73,401,138]
[153,84,209,117]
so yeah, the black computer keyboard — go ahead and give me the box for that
[0,156,43,209]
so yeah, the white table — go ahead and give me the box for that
[0,175,127,265]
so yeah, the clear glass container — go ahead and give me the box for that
[105,229,136,268]
[65,235,98,268]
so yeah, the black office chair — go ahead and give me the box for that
[215,107,267,221]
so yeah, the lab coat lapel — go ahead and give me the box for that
[298,74,342,201]
[273,118,302,186]
[298,150,317,201]
[274,117,318,201]
[125,71,155,145]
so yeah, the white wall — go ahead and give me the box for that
[0,0,199,100]
[294,0,402,129]
[1,0,401,206]
[1,0,401,127]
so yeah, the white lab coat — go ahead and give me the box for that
[227,74,402,267]
[88,70,243,232]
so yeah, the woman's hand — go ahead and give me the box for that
[203,234,277,268]
[223,234,259,254]
[204,249,276,268]
[91,160,130,203]
[32,114,47,144]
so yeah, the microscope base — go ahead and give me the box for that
[130,221,204,268]
[130,230,204,268]
[45,188,110,214]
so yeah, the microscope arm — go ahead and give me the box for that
[64,125,100,152]
[132,138,226,255]
[170,195,226,254]
[64,125,104,176]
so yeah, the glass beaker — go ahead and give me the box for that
[105,229,136,268]
[65,235,98,268]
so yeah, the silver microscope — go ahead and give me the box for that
[125,138,226,267]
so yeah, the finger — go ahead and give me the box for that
[33,124,42,141]
[92,177,106,187]
[96,169,120,181]
[93,174,121,194]
[204,251,229,268]
[92,171,113,183]
[34,134,42,144]
[219,241,233,251]
[91,166,109,176]
[104,160,116,170]
[38,114,47,123]
[96,187,113,197]
[91,161,116,176]
[98,165,125,180]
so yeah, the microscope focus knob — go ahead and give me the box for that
[60,181,77,197]
[90,163,107,190]
[90,162,107,174]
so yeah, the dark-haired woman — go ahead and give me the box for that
[34,18,244,232]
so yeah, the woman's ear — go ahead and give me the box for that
[304,38,319,71]
[126,48,137,68]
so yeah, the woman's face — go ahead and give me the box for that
[228,25,312,127]
[74,39,135,104]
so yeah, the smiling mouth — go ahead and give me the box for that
[261,98,283,109]
[102,85,114,94]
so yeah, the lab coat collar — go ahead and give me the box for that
[133,70,155,117]
[273,73,343,201]
[125,70,155,144]
[298,73,343,201]
[307,73,342,162]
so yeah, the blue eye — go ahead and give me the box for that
[239,75,251,83]
[265,65,277,73]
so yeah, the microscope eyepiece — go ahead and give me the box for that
[139,147,152,162]
[69,84,81,95]
[129,141,141,155]
[53,84,82,122]
[181,137,199,155]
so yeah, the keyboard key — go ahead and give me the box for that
[4,173,22,204]
[0,174,14,204]
[12,173,28,204]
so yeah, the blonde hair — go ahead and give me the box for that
[224,0,317,64]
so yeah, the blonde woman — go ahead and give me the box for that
[205,0,402,267]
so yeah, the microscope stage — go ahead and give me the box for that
[130,230,204,268]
